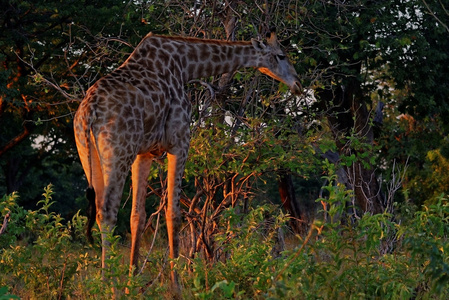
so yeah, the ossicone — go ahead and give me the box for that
[266,27,278,46]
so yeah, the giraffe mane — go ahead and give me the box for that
[146,32,252,46]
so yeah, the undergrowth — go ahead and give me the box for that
[0,184,448,299]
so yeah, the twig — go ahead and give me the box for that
[139,248,169,295]
[422,0,449,33]
[199,196,214,260]
[139,209,161,276]
[23,112,75,124]
[189,79,217,129]
[17,48,80,102]
[188,79,216,99]
[0,212,11,235]
[58,261,67,300]
[275,223,318,281]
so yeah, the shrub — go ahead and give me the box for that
[0,185,92,298]
[0,185,448,299]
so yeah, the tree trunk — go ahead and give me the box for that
[319,82,385,214]
[278,172,310,234]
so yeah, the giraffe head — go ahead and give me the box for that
[252,29,302,95]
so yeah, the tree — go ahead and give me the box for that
[0,0,152,209]
[293,0,449,213]
[3,0,449,245]
[1,0,319,242]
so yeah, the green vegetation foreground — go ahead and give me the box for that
[1,184,448,299]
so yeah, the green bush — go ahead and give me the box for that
[186,177,449,299]
[0,185,93,298]
[0,185,448,299]
[266,184,449,299]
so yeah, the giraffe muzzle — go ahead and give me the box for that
[291,79,302,96]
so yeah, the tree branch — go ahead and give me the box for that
[0,212,11,235]
[422,0,449,33]
[0,125,30,157]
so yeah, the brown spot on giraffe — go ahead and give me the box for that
[73,28,301,295]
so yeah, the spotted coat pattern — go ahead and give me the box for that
[73,31,301,292]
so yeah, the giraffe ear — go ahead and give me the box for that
[251,38,267,51]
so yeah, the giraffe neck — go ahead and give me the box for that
[130,34,262,83]
[180,39,259,81]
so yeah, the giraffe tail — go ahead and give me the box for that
[79,105,97,244]
[85,187,96,243]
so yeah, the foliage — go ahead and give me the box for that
[185,178,449,299]
[1,0,449,229]
[0,185,153,299]
[402,195,449,294]
[0,185,91,298]
[1,183,448,299]
[379,103,449,207]
[186,204,287,299]
[180,169,446,299]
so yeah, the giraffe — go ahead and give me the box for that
[73,28,301,292]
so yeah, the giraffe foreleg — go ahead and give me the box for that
[166,150,187,296]
[130,153,154,275]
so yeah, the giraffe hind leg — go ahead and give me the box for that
[90,131,134,271]
[97,166,131,270]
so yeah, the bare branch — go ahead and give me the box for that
[0,212,11,235]
[0,126,30,157]
[422,0,449,33]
